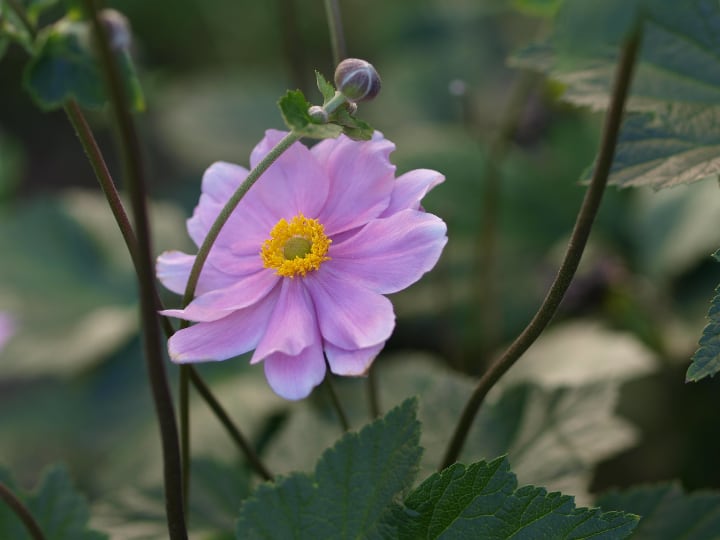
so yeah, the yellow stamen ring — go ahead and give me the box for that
[261,214,331,277]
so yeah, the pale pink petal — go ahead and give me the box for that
[251,279,317,363]
[263,338,326,400]
[329,210,447,294]
[161,270,280,322]
[244,129,329,221]
[305,266,395,349]
[381,168,445,217]
[324,341,384,376]
[168,287,279,363]
[313,132,396,235]
[156,250,238,296]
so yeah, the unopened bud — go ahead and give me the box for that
[99,9,131,51]
[308,105,328,123]
[334,58,381,103]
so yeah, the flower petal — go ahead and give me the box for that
[244,129,329,221]
[381,168,445,217]
[162,270,279,322]
[305,266,395,349]
[324,341,384,376]
[251,279,317,363]
[313,132,396,234]
[329,210,447,294]
[156,250,238,296]
[168,286,279,363]
[263,338,326,400]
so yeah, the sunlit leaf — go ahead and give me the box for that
[597,483,720,539]
[379,457,639,539]
[0,465,106,540]
[278,90,343,139]
[237,399,421,539]
[315,70,335,104]
[686,249,720,382]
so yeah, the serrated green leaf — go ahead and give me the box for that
[590,105,720,189]
[597,483,720,539]
[278,90,343,139]
[237,398,422,540]
[512,0,720,112]
[315,70,335,104]
[686,249,720,382]
[0,465,106,540]
[23,17,144,111]
[379,456,639,539]
[333,108,374,141]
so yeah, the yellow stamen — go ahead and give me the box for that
[261,214,331,277]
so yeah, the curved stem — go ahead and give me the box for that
[323,0,346,66]
[324,367,350,433]
[367,366,380,419]
[0,482,46,540]
[80,0,187,536]
[179,365,190,511]
[440,25,643,470]
[187,366,273,481]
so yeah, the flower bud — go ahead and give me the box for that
[98,9,131,51]
[334,58,381,103]
[308,105,329,123]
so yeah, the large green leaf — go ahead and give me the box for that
[379,456,639,539]
[512,0,720,111]
[686,249,720,382]
[0,465,106,540]
[587,105,720,189]
[24,16,144,111]
[236,398,422,539]
[597,483,720,539]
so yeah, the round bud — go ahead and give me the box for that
[308,105,329,123]
[334,58,381,103]
[98,9,131,51]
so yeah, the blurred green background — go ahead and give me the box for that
[1,0,720,536]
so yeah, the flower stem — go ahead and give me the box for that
[367,366,381,419]
[80,0,187,536]
[324,368,350,433]
[187,366,274,480]
[0,482,46,540]
[440,25,643,470]
[323,0,346,66]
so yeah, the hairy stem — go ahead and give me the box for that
[323,0,346,66]
[80,0,187,536]
[440,26,643,470]
[0,482,46,540]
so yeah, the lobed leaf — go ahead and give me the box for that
[597,483,720,539]
[237,398,422,539]
[315,70,336,105]
[0,465,106,540]
[278,89,343,139]
[379,456,639,539]
[686,249,720,382]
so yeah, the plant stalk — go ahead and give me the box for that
[0,482,46,540]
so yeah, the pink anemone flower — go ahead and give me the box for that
[157,130,447,400]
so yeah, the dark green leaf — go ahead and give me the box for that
[237,398,422,540]
[591,105,720,189]
[597,483,720,539]
[23,17,144,111]
[686,249,720,382]
[315,70,336,104]
[333,108,374,141]
[0,465,106,540]
[278,90,343,139]
[380,457,639,539]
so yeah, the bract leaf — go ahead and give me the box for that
[686,249,720,382]
[315,70,336,104]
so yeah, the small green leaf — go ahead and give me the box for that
[597,483,720,539]
[315,70,336,105]
[686,249,720,382]
[590,105,720,189]
[381,457,639,539]
[237,398,422,539]
[278,90,343,139]
[333,108,374,141]
[0,465,106,540]
[23,17,144,111]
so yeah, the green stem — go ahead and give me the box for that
[440,25,643,470]
[0,482,46,540]
[324,367,350,433]
[323,0,346,66]
[187,366,273,481]
[80,0,187,536]
[179,365,190,512]
[367,366,380,419]
[4,0,35,38]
